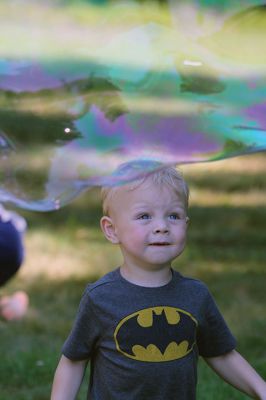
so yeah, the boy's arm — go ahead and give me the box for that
[51,355,87,400]
[204,350,266,400]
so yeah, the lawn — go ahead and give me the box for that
[0,153,265,399]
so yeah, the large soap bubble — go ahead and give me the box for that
[0,0,266,210]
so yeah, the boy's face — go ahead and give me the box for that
[101,180,188,272]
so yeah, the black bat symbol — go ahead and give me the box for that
[115,307,197,358]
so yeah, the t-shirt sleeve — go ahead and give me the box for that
[62,287,101,361]
[197,289,237,358]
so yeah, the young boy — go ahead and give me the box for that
[51,160,266,400]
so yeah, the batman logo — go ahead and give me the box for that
[114,306,198,362]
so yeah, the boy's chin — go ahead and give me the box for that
[138,258,174,271]
[144,252,184,267]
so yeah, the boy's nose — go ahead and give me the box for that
[153,227,169,234]
[153,221,169,234]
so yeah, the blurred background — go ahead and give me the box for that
[0,0,266,399]
[1,153,265,399]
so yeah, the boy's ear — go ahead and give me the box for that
[100,216,120,244]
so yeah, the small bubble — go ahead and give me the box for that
[64,128,71,133]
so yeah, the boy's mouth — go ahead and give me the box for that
[149,242,171,246]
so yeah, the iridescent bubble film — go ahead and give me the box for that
[0,0,266,210]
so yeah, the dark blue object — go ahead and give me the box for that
[0,220,24,286]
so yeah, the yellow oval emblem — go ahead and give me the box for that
[114,306,198,362]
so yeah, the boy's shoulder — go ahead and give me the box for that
[175,271,213,299]
[176,271,209,289]
[84,268,120,296]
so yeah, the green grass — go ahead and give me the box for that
[0,154,265,399]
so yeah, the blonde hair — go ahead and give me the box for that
[101,160,189,216]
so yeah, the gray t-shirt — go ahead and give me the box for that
[62,268,236,400]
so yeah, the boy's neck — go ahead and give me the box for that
[120,264,173,288]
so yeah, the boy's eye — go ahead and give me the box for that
[169,214,180,220]
[138,214,150,220]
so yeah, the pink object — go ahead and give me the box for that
[0,291,29,321]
